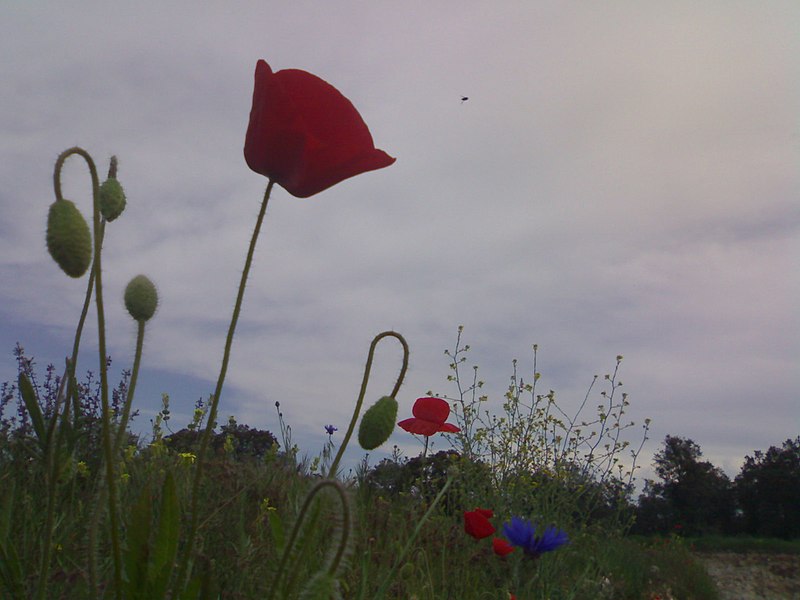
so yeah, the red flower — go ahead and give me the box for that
[397,397,460,436]
[244,59,395,198]
[464,508,495,539]
[492,537,516,557]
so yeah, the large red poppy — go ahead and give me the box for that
[397,397,460,436]
[464,508,495,540]
[244,60,395,197]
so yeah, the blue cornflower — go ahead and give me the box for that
[324,424,338,436]
[502,517,569,558]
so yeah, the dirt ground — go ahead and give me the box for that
[694,552,800,600]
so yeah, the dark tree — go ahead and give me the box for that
[635,436,734,535]
[735,437,800,539]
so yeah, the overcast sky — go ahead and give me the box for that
[1,2,798,484]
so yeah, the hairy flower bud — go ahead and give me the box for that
[124,275,158,322]
[358,395,398,450]
[46,199,92,278]
[98,178,126,222]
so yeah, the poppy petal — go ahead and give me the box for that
[411,397,450,424]
[397,417,440,437]
[244,61,306,184]
[493,537,516,556]
[244,60,395,198]
[464,509,496,539]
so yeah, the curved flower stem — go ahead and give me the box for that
[58,157,115,425]
[68,225,102,421]
[37,148,122,600]
[72,158,112,595]
[266,479,351,600]
[373,475,453,600]
[327,331,409,479]
[86,148,122,600]
[177,180,275,591]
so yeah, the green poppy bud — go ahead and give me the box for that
[124,275,158,322]
[98,178,126,222]
[358,395,398,450]
[46,199,92,278]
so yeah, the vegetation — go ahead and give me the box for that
[0,335,733,600]
[735,437,800,539]
[633,434,800,541]
[1,145,795,599]
[3,338,791,599]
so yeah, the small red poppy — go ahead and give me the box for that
[244,60,395,197]
[397,397,460,436]
[492,537,516,556]
[464,508,495,539]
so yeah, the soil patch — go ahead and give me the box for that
[694,552,800,600]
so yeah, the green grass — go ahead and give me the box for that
[0,332,719,599]
[0,438,723,599]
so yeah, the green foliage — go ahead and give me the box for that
[599,535,720,600]
[122,473,179,599]
[735,437,800,539]
[421,327,644,533]
[17,373,45,445]
[0,345,135,472]
[634,435,800,540]
[635,436,734,536]
[163,419,278,461]
[1,343,722,599]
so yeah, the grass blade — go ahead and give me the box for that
[18,373,46,444]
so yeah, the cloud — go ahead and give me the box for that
[1,2,798,482]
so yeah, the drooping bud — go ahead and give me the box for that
[124,275,158,322]
[46,199,92,278]
[98,177,126,222]
[358,395,398,450]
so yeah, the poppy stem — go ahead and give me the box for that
[266,479,351,600]
[45,148,122,600]
[50,151,111,596]
[178,180,274,592]
[327,331,409,479]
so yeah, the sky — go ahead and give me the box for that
[1,2,798,486]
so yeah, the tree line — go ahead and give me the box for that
[632,435,800,539]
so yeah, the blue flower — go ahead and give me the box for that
[502,517,569,558]
[324,424,338,436]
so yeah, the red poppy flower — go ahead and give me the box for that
[492,537,516,557]
[244,59,395,198]
[397,397,460,436]
[464,508,495,539]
